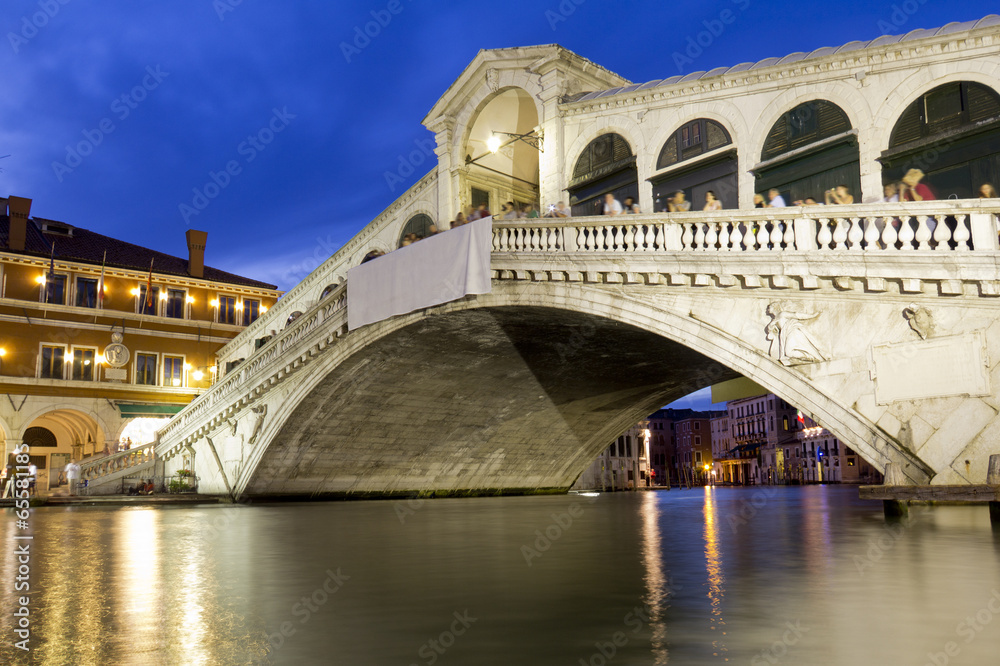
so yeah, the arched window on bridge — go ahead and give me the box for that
[320,284,337,300]
[753,100,859,206]
[397,214,436,248]
[567,133,637,217]
[285,311,303,328]
[880,82,1000,199]
[651,119,736,211]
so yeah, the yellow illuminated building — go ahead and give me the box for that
[0,195,282,493]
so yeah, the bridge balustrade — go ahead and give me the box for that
[79,442,155,482]
[491,201,1000,254]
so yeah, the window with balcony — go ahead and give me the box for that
[135,353,157,385]
[165,289,186,319]
[163,356,184,387]
[43,275,67,305]
[76,277,99,308]
[71,348,96,381]
[138,285,160,316]
[219,296,237,325]
[40,345,65,379]
[242,299,260,326]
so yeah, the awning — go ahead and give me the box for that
[116,403,186,418]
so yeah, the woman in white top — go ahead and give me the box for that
[703,190,722,212]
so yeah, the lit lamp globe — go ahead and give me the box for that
[486,135,502,154]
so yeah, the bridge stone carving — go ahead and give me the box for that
[153,201,1000,498]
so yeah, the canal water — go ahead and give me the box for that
[3,486,1000,665]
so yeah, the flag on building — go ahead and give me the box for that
[145,258,154,309]
[98,250,107,307]
[796,410,805,425]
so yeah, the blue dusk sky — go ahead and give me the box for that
[2,1,995,291]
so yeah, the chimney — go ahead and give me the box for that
[6,196,32,252]
[186,229,208,278]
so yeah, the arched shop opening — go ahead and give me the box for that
[753,100,860,205]
[20,410,103,493]
[397,213,437,247]
[568,133,638,216]
[650,118,737,212]
[880,81,1000,198]
[462,88,541,217]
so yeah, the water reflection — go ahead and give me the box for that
[2,488,1000,664]
[702,487,727,661]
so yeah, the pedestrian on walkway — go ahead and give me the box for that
[65,459,81,496]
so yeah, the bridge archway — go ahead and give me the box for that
[567,132,639,216]
[233,282,928,498]
[650,118,737,212]
[461,87,541,213]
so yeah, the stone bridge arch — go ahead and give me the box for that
[220,281,932,498]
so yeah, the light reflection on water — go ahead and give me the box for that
[2,486,1000,665]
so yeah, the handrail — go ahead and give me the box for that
[490,201,1000,254]
[79,442,155,481]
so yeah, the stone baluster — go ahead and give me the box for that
[755,220,770,250]
[932,214,952,249]
[744,221,759,251]
[729,222,743,251]
[681,223,694,250]
[847,217,864,250]
[624,225,636,251]
[832,218,849,250]
[816,218,833,250]
[705,223,719,251]
[898,216,915,249]
[694,223,706,250]
[952,215,970,251]
[782,221,795,250]
[770,221,784,250]
[863,217,881,250]
[915,216,933,250]
[718,222,731,251]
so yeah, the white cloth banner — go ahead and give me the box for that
[347,217,493,331]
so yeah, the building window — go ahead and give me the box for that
[242,299,260,326]
[71,348,96,381]
[695,436,701,446]
[783,416,789,431]
[138,285,160,316]
[135,353,157,385]
[43,275,67,305]
[76,277,99,308]
[40,345,65,379]
[219,296,237,325]
[694,422,700,430]
[165,289,186,319]
[163,356,184,387]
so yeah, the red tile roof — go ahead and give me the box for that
[1,216,277,290]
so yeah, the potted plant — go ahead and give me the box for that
[169,469,196,493]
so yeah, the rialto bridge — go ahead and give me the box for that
[144,18,1000,498]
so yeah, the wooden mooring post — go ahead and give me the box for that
[860,455,1000,523]
[989,454,1000,524]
